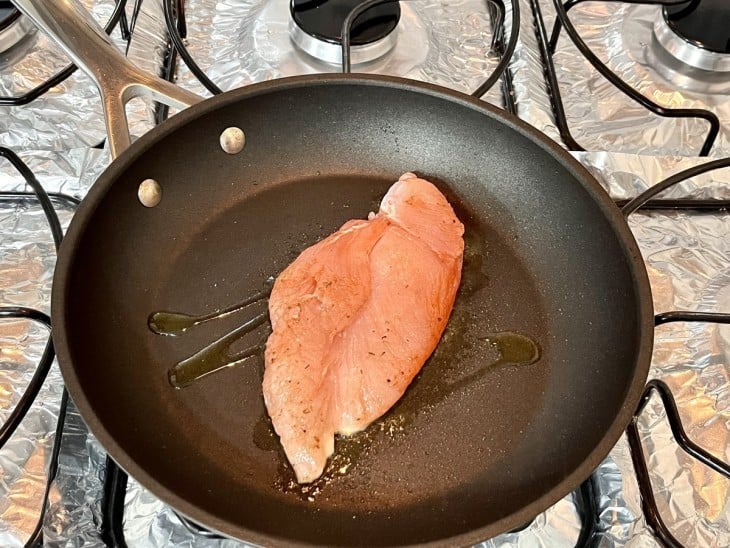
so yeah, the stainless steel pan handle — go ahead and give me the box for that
[13,0,204,159]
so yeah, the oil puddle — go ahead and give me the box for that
[485,331,540,366]
[384,327,541,430]
[148,278,273,388]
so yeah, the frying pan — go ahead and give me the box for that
[16,1,653,546]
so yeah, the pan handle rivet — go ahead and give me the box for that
[138,178,162,208]
[220,127,245,154]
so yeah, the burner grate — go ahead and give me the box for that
[627,378,730,547]
[0,0,129,106]
[0,146,72,548]
[1,1,728,545]
[161,0,518,105]
[535,0,720,156]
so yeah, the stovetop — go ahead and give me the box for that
[0,1,728,546]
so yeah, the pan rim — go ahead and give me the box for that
[51,73,654,547]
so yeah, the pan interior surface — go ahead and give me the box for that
[55,79,650,546]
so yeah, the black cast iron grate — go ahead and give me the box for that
[0,0,131,106]
[534,0,721,157]
[160,0,519,112]
[1,0,729,546]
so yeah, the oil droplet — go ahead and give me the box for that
[484,331,540,367]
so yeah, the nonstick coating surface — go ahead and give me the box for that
[52,75,653,546]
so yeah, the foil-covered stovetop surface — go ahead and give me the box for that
[530,1,730,157]
[0,0,728,546]
[175,0,506,107]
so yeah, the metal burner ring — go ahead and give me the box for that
[0,13,34,54]
[652,15,730,72]
[289,19,398,66]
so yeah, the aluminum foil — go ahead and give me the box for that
[0,0,728,546]
[0,0,160,156]
[0,0,166,544]
[537,1,730,157]
[0,147,106,546]
[0,13,104,152]
[175,0,506,107]
[509,0,561,142]
[587,152,730,547]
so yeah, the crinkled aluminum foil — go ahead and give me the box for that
[0,0,728,546]
[176,0,506,106]
[539,1,730,157]
[0,146,105,546]
[0,0,166,544]
[574,151,730,200]
[0,0,110,152]
[584,151,730,547]
[0,0,159,155]
[510,0,561,141]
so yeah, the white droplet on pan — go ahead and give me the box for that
[220,127,245,154]
[138,178,162,207]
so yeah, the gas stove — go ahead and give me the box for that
[0,1,728,546]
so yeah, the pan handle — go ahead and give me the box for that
[12,0,204,159]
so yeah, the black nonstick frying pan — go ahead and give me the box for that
[17,1,653,546]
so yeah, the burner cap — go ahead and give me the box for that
[0,1,21,32]
[291,0,400,45]
[664,0,730,54]
[290,0,400,65]
[0,1,34,56]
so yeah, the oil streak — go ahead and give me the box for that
[149,279,273,388]
[148,277,273,336]
[386,326,541,428]
[447,331,540,392]
[168,312,269,388]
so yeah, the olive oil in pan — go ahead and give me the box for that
[486,332,540,366]
[148,280,273,387]
[149,276,273,336]
[388,323,540,425]
[167,312,269,388]
[263,329,539,502]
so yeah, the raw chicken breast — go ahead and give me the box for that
[263,173,465,483]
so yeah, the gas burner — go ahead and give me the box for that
[289,0,401,65]
[0,1,34,56]
[652,0,730,72]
